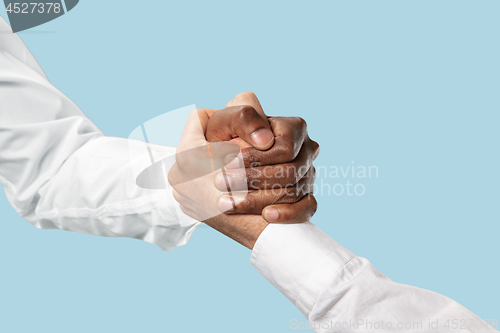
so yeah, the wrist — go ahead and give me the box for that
[205,214,268,250]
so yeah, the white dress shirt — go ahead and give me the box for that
[252,223,497,332]
[0,17,199,251]
[0,17,495,333]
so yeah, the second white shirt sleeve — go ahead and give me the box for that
[251,222,497,332]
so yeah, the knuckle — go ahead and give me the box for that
[310,166,317,182]
[292,161,311,182]
[237,92,257,100]
[310,139,320,157]
[246,167,262,187]
[298,117,308,129]
[174,151,189,168]
[236,105,258,121]
[191,108,202,117]
[306,195,318,217]
[284,164,299,184]
[242,150,260,167]
[290,116,307,131]
[277,188,301,204]
[276,140,296,162]
[295,181,309,197]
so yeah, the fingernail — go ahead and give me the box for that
[251,129,274,148]
[264,208,279,222]
[218,196,234,212]
[218,195,245,212]
[224,154,241,169]
[215,173,231,190]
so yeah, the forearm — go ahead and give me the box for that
[0,17,199,250]
[27,135,198,250]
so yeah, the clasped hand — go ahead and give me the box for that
[168,93,319,249]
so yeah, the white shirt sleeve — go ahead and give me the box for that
[251,222,497,332]
[0,17,200,251]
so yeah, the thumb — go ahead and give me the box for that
[177,108,241,175]
[226,92,267,118]
[206,92,274,150]
[177,108,213,152]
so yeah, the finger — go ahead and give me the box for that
[226,92,266,118]
[206,105,275,150]
[215,139,319,191]
[169,142,241,185]
[262,194,317,224]
[217,169,314,214]
[242,116,309,166]
[174,107,242,180]
[203,91,266,126]
[228,117,315,168]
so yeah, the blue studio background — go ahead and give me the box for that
[1,1,499,332]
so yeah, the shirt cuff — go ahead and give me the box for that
[250,222,356,318]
